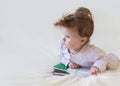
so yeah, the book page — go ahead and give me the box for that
[67,68,90,77]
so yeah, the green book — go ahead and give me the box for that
[53,63,90,77]
[53,63,69,72]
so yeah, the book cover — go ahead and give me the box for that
[53,63,69,71]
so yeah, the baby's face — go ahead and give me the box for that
[61,27,86,52]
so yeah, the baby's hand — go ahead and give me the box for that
[68,62,80,69]
[90,66,100,75]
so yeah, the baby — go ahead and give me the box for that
[54,7,119,75]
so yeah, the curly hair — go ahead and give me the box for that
[54,7,94,38]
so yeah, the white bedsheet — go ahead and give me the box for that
[39,64,120,86]
[1,62,120,86]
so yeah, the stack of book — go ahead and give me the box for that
[52,63,90,77]
[52,63,69,76]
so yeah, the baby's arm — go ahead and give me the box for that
[59,54,80,68]
[91,56,107,75]
[90,46,108,75]
[59,56,70,66]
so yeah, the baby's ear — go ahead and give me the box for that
[81,37,88,45]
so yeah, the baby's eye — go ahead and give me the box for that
[66,35,70,39]
[65,35,71,41]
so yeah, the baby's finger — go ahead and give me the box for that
[91,70,97,75]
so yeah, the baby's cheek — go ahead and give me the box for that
[65,41,73,49]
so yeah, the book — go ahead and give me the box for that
[52,63,90,77]
[53,63,69,71]
[52,63,69,76]
[52,69,69,76]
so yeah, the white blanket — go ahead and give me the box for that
[38,63,120,86]
[1,63,120,86]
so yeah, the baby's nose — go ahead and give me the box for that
[62,35,66,42]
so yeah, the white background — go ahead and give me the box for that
[0,0,120,76]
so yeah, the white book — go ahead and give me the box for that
[67,68,90,77]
